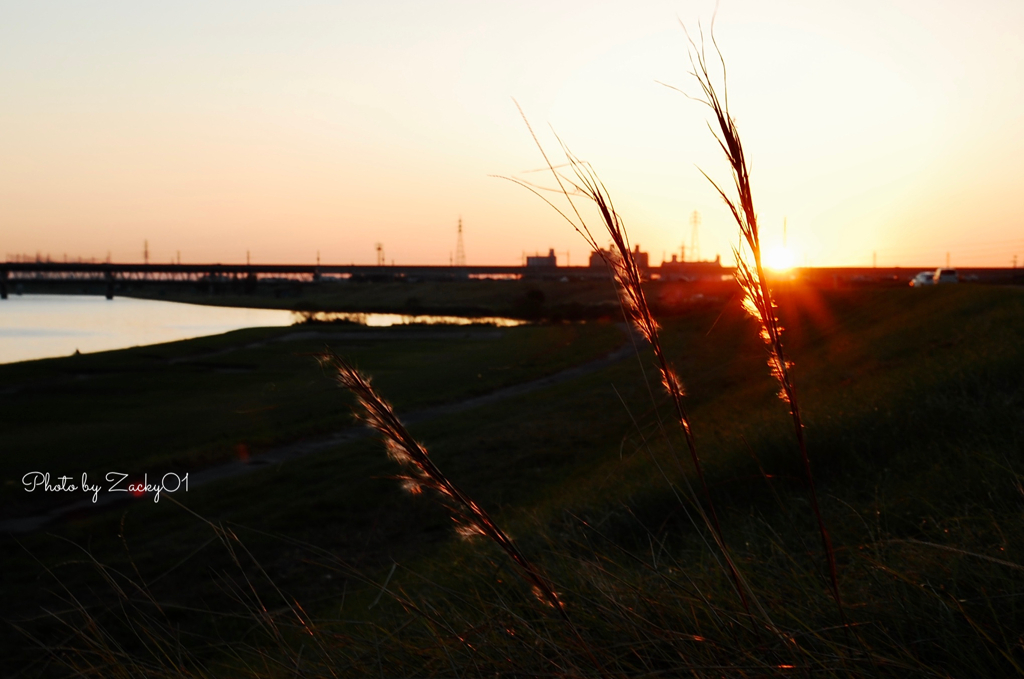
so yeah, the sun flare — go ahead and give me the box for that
[765,246,796,272]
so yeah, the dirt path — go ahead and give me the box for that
[2,331,634,534]
[167,327,508,364]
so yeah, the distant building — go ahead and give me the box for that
[526,248,558,267]
[632,245,649,270]
[659,253,724,281]
[589,245,649,270]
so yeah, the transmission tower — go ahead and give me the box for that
[375,243,385,266]
[689,211,701,262]
[455,217,466,267]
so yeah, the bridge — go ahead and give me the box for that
[1,261,1018,300]
[0,261,618,299]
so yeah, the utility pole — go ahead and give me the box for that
[144,240,149,265]
[247,250,251,266]
[455,217,466,267]
[689,211,701,262]
[176,250,181,265]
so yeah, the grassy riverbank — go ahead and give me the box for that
[2,285,1023,676]
[121,277,738,320]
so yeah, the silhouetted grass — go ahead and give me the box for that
[507,105,760,621]
[681,27,841,611]
[316,351,567,615]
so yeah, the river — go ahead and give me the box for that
[0,295,526,364]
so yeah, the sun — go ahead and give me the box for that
[764,246,796,272]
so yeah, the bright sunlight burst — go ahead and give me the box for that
[764,246,796,271]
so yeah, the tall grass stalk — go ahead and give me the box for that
[315,350,593,657]
[681,28,842,610]
[505,112,761,620]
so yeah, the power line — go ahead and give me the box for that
[689,210,701,262]
[455,217,466,267]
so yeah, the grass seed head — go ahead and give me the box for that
[684,25,842,610]
[317,349,574,622]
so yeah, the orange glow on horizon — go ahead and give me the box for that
[1,2,1022,267]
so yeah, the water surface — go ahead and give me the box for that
[0,295,296,364]
[298,311,525,328]
[0,296,528,364]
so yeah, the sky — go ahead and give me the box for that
[2,0,1022,267]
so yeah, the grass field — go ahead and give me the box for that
[119,276,738,321]
[2,284,1023,676]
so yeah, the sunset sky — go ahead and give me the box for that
[2,0,1022,267]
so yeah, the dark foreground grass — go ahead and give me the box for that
[304,285,1024,677]
[0,319,631,671]
[0,321,621,520]
[3,285,1024,677]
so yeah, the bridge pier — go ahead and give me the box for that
[1,269,7,299]
[105,270,115,300]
